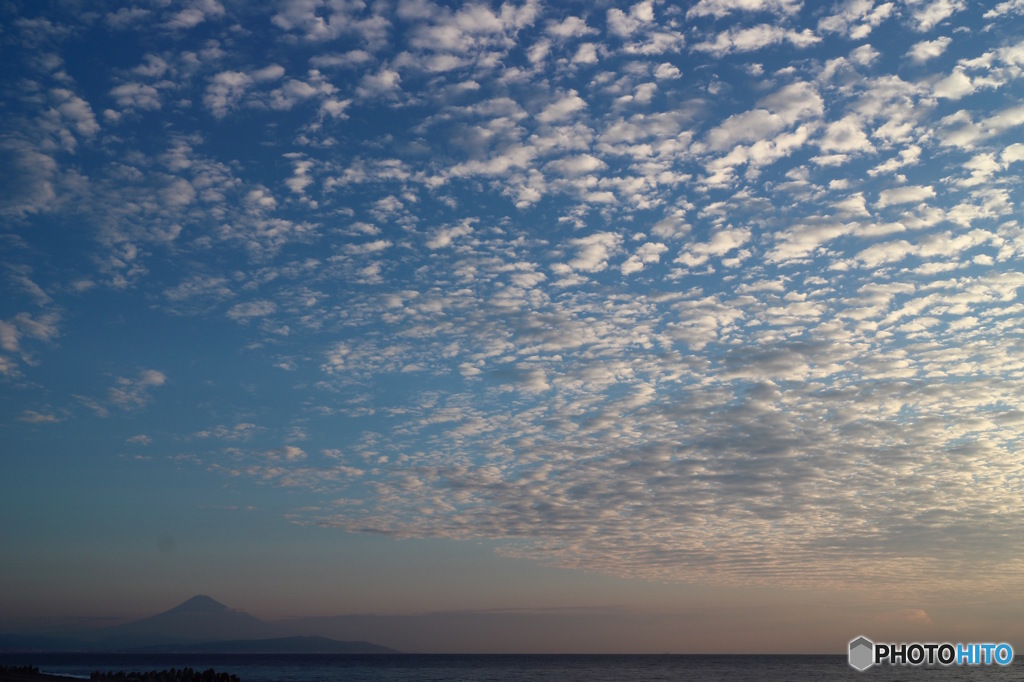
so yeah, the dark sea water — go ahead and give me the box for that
[2,653,1020,681]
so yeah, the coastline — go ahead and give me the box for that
[0,669,82,682]
[0,667,240,682]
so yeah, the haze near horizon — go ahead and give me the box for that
[3,0,1024,655]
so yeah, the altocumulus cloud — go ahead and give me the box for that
[4,0,1024,597]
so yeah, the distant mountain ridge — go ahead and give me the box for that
[0,595,397,654]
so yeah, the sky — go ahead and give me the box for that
[2,0,1024,654]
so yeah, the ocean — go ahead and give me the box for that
[4,651,1019,675]
[1,653,1019,681]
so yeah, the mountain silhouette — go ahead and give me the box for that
[165,595,229,614]
[96,595,290,649]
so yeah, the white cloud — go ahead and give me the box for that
[832,192,870,216]
[759,81,824,125]
[285,158,314,195]
[621,242,668,274]
[849,44,879,66]
[985,104,1024,134]
[0,321,21,352]
[281,446,307,461]
[768,222,854,263]
[426,221,474,249]
[567,232,622,272]
[907,35,951,62]
[320,98,352,118]
[105,7,151,28]
[984,0,1024,17]
[677,227,753,267]
[654,62,681,80]
[272,0,390,44]
[18,410,62,424]
[546,154,606,177]
[704,109,787,152]
[933,70,974,99]
[650,213,691,240]
[904,0,965,32]
[163,0,225,30]
[607,1,655,37]
[695,82,822,160]
[818,0,894,38]
[869,145,921,176]
[345,239,392,255]
[356,69,401,99]
[536,91,587,123]
[252,64,286,82]
[572,43,599,65]
[204,70,251,118]
[1002,143,1024,165]
[310,51,374,69]
[227,300,278,321]
[0,141,59,218]
[856,229,994,267]
[108,370,167,410]
[694,25,821,56]
[688,0,801,18]
[545,16,596,38]
[110,82,162,111]
[50,88,100,139]
[818,115,874,153]
[876,185,936,207]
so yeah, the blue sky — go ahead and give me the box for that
[3,0,1024,652]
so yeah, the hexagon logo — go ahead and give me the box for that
[849,636,874,671]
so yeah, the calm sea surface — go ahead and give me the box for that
[2,653,1020,681]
